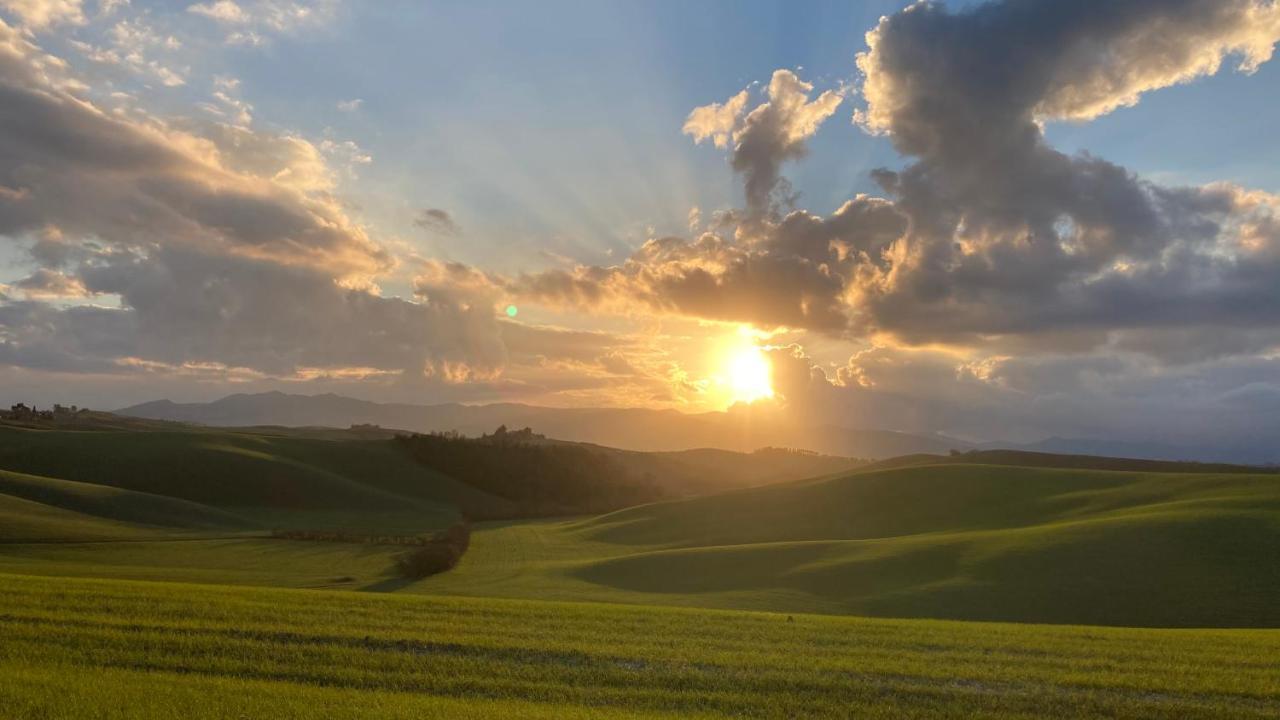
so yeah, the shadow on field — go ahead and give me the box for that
[362,576,419,592]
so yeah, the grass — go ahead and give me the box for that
[0,426,477,589]
[382,464,1280,627]
[0,539,407,589]
[2,427,1278,716]
[0,425,509,520]
[0,572,1277,719]
[0,466,252,538]
[3,459,1278,626]
[0,492,177,543]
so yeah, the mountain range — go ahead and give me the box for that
[112,392,1280,464]
[117,392,969,459]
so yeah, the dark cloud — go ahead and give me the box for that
[509,1,1280,363]
[10,267,86,298]
[851,0,1280,347]
[2,244,507,379]
[502,192,910,333]
[414,207,461,236]
[491,1,1280,449]
[686,69,843,224]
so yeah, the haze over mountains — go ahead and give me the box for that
[118,392,961,459]
[116,392,1279,464]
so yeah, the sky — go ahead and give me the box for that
[2,0,1280,448]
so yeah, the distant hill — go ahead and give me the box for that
[857,449,1278,475]
[116,391,967,459]
[982,436,1280,466]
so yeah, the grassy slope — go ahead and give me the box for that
[0,426,501,585]
[0,425,513,527]
[398,463,1280,627]
[3,424,1276,627]
[1,572,1277,719]
[0,425,861,594]
[0,469,251,531]
[0,539,407,589]
[607,446,862,496]
[0,493,177,543]
[574,464,1280,546]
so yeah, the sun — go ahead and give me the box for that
[726,345,774,404]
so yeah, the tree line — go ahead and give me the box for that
[393,426,664,515]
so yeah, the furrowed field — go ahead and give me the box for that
[1,573,1278,719]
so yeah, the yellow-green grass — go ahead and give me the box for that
[575,464,1280,547]
[5,462,1278,627]
[5,434,1278,628]
[388,464,1280,627]
[0,572,1277,719]
[0,538,410,589]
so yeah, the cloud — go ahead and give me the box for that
[758,343,1280,455]
[0,18,507,381]
[503,191,907,333]
[686,70,843,221]
[859,0,1280,134]
[186,1,247,24]
[186,0,336,44]
[0,0,84,29]
[482,2,1280,444]
[11,267,87,298]
[97,0,128,17]
[336,98,362,112]
[518,4,1280,358]
[69,17,187,87]
[414,207,460,236]
[843,0,1280,350]
[682,89,747,150]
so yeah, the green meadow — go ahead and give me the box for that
[1,573,1277,720]
[2,422,1279,716]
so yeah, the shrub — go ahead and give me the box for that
[394,520,471,579]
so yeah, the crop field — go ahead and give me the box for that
[1,572,1277,719]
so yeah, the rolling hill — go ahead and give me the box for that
[0,424,511,528]
[0,419,867,588]
[0,469,253,533]
[0,491,178,543]
[3,417,1277,627]
[406,458,1280,627]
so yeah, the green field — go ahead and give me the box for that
[3,421,1280,716]
[390,462,1280,627]
[1,572,1277,719]
[0,425,507,526]
[4,425,1280,624]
